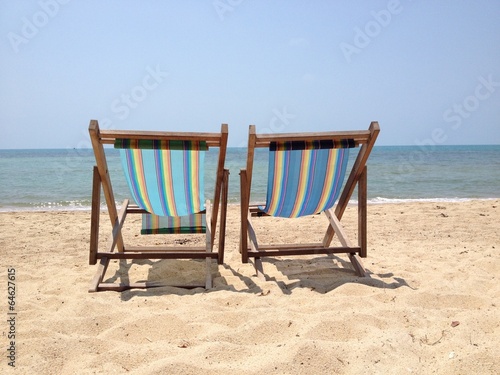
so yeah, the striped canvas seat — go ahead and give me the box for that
[262,140,354,218]
[115,139,207,234]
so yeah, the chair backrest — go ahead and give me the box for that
[263,140,355,218]
[244,122,380,218]
[89,121,228,235]
[115,140,207,217]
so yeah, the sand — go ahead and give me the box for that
[0,200,499,374]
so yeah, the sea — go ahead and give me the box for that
[0,145,499,212]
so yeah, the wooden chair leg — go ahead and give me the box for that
[218,169,229,264]
[349,253,367,277]
[240,169,249,263]
[358,166,367,258]
[89,166,101,265]
[326,207,368,277]
[205,200,213,289]
[88,257,110,293]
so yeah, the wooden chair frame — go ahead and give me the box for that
[239,121,380,279]
[88,120,229,292]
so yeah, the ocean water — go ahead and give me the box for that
[0,145,499,212]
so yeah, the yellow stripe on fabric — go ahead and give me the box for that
[194,214,202,227]
[151,215,160,229]
[172,216,181,228]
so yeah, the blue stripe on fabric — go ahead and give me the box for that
[169,150,187,216]
[262,151,276,214]
[299,149,324,217]
[141,150,163,215]
[281,150,301,217]
[120,149,143,209]
[277,150,300,217]
[154,149,168,216]
[325,148,349,209]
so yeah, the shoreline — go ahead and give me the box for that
[1,196,499,213]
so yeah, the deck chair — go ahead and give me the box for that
[239,121,379,279]
[88,120,229,292]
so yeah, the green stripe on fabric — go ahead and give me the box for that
[141,226,206,235]
[115,139,208,151]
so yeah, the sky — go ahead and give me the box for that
[1,0,499,149]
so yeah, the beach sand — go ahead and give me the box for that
[0,200,499,374]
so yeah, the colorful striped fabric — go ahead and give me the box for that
[141,213,206,234]
[117,142,205,217]
[261,141,353,218]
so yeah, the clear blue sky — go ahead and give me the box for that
[1,0,499,148]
